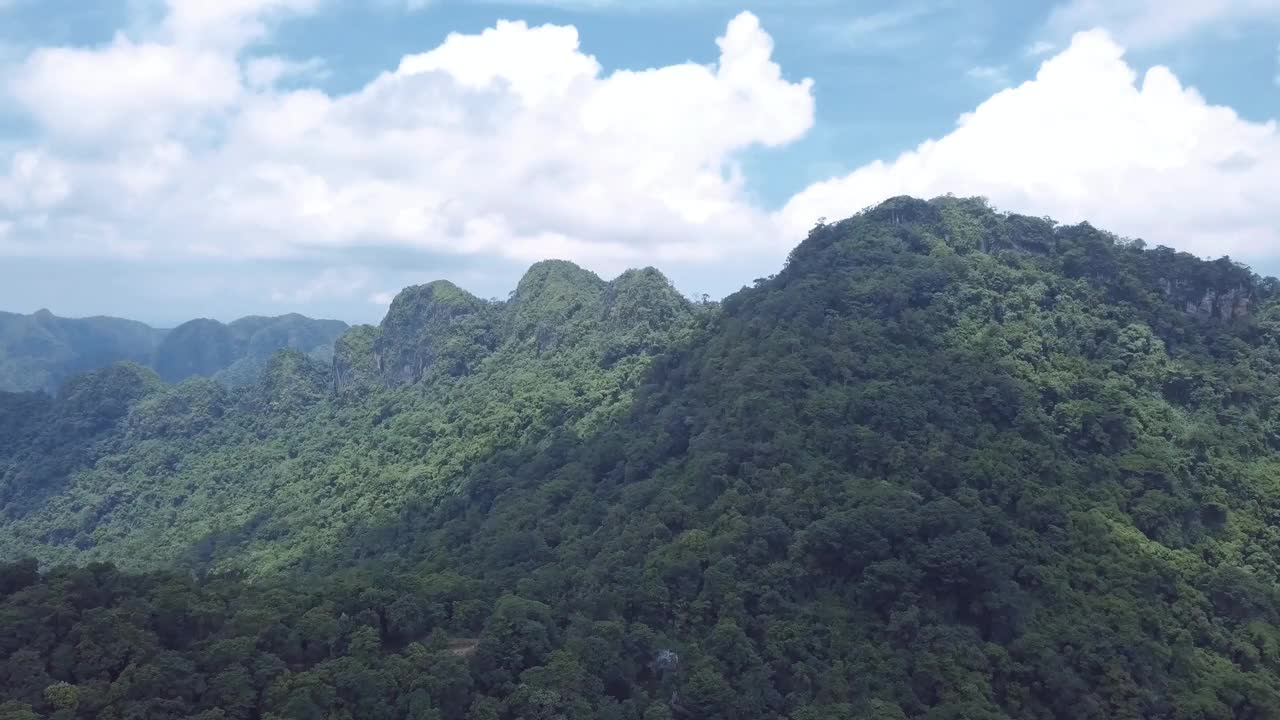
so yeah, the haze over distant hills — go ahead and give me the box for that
[0,310,348,393]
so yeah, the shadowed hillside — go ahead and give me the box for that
[3,196,1280,719]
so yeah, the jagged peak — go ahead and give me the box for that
[379,280,488,333]
[375,281,495,385]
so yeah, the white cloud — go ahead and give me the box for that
[779,29,1280,264]
[9,38,241,143]
[3,0,326,147]
[1045,0,1280,48]
[0,150,70,210]
[6,0,1279,313]
[965,64,1008,85]
[244,55,327,88]
[163,0,322,48]
[0,7,815,282]
[1026,40,1056,56]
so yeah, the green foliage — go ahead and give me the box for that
[333,324,381,393]
[4,196,1280,718]
[375,281,498,385]
[0,263,698,574]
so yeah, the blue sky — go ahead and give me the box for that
[0,0,1278,325]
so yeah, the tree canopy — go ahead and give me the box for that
[2,195,1280,719]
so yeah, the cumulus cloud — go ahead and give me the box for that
[1045,0,1280,48]
[9,39,241,142]
[779,29,1280,264]
[0,6,815,286]
[163,0,323,48]
[4,1,1280,315]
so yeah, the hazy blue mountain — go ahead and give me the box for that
[0,309,348,392]
[0,310,165,393]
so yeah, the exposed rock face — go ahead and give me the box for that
[1184,286,1252,322]
[332,325,381,393]
[1157,273,1256,324]
[373,281,497,386]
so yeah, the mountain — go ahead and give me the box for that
[0,263,697,574]
[0,309,164,393]
[154,313,349,386]
[0,310,349,392]
[3,196,1280,719]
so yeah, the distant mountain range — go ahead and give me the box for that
[0,309,348,393]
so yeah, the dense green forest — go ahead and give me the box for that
[0,311,348,393]
[3,195,1280,719]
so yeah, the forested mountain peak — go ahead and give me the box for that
[503,260,606,348]
[4,196,1280,718]
[368,261,694,388]
[375,280,497,385]
[785,194,1270,328]
[513,259,606,296]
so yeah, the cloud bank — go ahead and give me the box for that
[779,29,1280,264]
[1,2,814,288]
[2,0,1279,314]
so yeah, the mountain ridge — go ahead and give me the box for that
[0,309,350,393]
[3,195,1280,718]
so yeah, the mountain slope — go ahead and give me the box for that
[289,196,1280,718]
[0,264,698,574]
[3,196,1280,719]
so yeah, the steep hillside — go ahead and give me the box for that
[0,264,697,574]
[3,196,1280,719]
